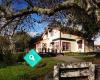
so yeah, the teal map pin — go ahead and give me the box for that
[24,49,42,67]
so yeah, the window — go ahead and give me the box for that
[77,40,82,49]
[62,42,70,51]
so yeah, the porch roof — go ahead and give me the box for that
[52,38,76,41]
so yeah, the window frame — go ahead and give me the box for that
[62,42,70,51]
[77,40,82,49]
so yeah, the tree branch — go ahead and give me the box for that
[6,1,76,20]
[0,6,8,15]
[24,0,33,7]
[6,0,100,20]
[0,19,14,32]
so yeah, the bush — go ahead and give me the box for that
[37,60,47,68]
[16,52,26,62]
[95,52,100,58]
[0,52,4,62]
[3,50,16,65]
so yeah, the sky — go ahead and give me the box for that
[94,37,100,45]
[28,14,49,33]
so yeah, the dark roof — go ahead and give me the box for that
[53,38,76,41]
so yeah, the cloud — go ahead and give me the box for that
[27,32,37,37]
[94,36,100,45]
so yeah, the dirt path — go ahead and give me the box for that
[53,55,83,63]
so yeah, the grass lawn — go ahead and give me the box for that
[77,56,100,64]
[66,53,100,64]
[65,52,100,64]
[0,57,62,80]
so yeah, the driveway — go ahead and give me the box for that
[53,55,83,63]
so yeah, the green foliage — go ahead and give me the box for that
[66,52,97,62]
[0,51,4,62]
[0,36,14,66]
[0,51,26,66]
[0,58,62,80]
[3,51,16,65]
[17,73,30,80]
[0,36,10,54]
[16,52,26,62]
[74,0,80,4]
[79,56,95,61]
[13,32,31,50]
[65,52,81,56]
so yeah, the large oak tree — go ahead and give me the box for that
[0,0,100,40]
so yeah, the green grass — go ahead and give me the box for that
[64,52,97,62]
[65,52,81,56]
[76,55,94,61]
[0,57,62,80]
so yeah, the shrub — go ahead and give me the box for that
[3,50,16,65]
[37,60,47,68]
[0,51,4,62]
[16,52,26,62]
[95,52,100,58]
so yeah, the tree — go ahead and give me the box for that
[12,31,31,52]
[0,0,100,40]
[0,35,10,52]
[0,35,11,62]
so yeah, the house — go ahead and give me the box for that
[94,45,100,52]
[34,24,94,53]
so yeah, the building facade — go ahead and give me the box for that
[35,27,94,53]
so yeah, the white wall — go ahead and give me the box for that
[36,29,85,53]
[48,29,60,41]
[61,32,80,39]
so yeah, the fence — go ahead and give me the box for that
[54,62,95,80]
